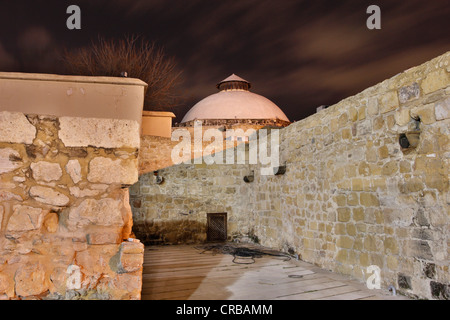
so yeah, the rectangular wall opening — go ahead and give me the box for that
[206,213,227,242]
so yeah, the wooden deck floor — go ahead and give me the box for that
[141,244,408,300]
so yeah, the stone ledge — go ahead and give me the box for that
[0,72,146,123]
[0,111,36,144]
[87,157,138,185]
[59,117,140,149]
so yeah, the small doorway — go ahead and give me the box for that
[206,213,227,242]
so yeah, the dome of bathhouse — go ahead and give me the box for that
[180,74,290,127]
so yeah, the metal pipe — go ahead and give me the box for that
[388,285,397,296]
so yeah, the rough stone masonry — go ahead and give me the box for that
[132,52,450,300]
[0,111,144,300]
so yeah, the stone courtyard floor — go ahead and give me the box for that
[141,243,409,300]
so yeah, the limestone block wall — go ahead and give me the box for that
[132,52,449,300]
[131,160,255,244]
[0,73,146,300]
[139,135,180,175]
[251,51,450,300]
[138,124,258,175]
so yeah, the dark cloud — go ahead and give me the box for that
[0,42,17,71]
[1,0,449,121]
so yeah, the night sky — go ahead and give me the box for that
[1,0,449,122]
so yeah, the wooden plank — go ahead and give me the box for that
[142,270,321,297]
[141,276,206,289]
[140,244,408,301]
[316,290,377,300]
[225,277,342,296]
[143,264,313,279]
[275,285,359,300]
[143,256,228,265]
[142,261,297,279]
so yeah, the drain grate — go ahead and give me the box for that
[207,213,227,242]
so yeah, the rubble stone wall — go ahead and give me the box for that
[252,51,449,300]
[0,74,146,300]
[131,161,254,244]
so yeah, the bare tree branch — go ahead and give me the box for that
[62,36,183,111]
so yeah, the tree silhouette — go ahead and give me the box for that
[62,36,182,112]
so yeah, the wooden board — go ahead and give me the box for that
[141,244,409,300]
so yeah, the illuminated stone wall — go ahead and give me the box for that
[133,52,449,299]
[0,73,146,300]
[251,51,449,300]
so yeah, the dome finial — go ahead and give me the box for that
[216,74,251,91]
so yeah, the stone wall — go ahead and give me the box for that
[0,74,146,300]
[131,161,254,244]
[253,51,449,300]
[132,52,449,299]
[138,124,260,175]
[177,118,290,128]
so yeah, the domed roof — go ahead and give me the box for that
[181,74,289,123]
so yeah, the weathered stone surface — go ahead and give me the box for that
[31,161,62,182]
[337,236,354,249]
[6,205,45,233]
[394,108,411,126]
[399,177,424,193]
[398,274,412,290]
[383,237,399,255]
[360,193,380,207]
[421,69,449,94]
[49,267,69,293]
[59,117,140,149]
[14,263,49,297]
[409,240,434,260]
[0,190,22,201]
[434,97,450,121]
[0,205,3,230]
[75,245,118,276]
[430,281,450,300]
[379,91,399,114]
[381,161,397,175]
[111,273,142,299]
[367,97,379,115]
[398,83,420,104]
[378,145,389,159]
[337,208,351,222]
[87,232,122,245]
[0,78,143,300]
[0,273,14,297]
[120,253,144,273]
[29,186,70,207]
[88,157,138,185]
[66,198,124,230]
[411,103,436,124]
[120,241,144,254]
[69,186,103,198]
[65,160,82,184]
[356,120,372,136]
[43,212,59,233]
[109,241,144,274]
[348,107,358,122]
[0,148,23,174]
[0,111,36,144]
[423,263,436,279]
